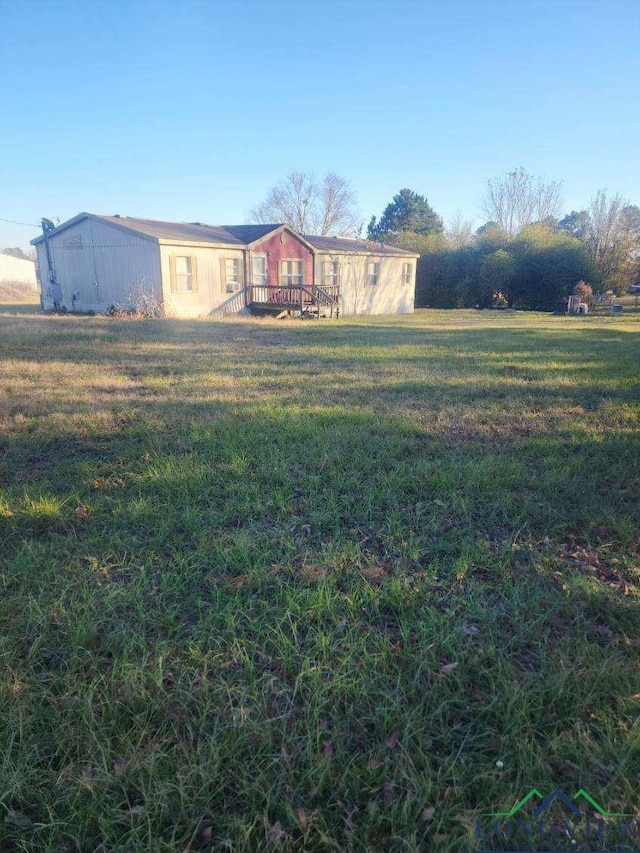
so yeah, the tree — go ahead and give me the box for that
[1,247,30,260]
[557,210,589,240]
[248,171,360,235]
[416,223,591,311]
[481,167,563,236]
[574,280,593,301]
[387,231,447,255]
[621,204,640,237]
[478,249,515,307]
[475,222,509,253]
[585,190,640,292]
[510,225,592,310]
[476,221,500,236]
[367,189,443,240]
[446,211,475,249]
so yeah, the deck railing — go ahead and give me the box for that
[248,284,340,310]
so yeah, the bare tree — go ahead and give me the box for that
[318,173,361,236]
[482,167,563,236]
[586,190,640,291]
[446,211,475,248]
[586,190,626,267]
[249,171,360,235]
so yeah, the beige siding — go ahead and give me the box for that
[315,253,416,316]
[159,244,247,317]
[35,244,48,301]
[0,254,37,288]
[37,218,160,312]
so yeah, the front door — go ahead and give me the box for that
[252,255,268,301]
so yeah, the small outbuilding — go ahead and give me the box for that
[31,214,418,318]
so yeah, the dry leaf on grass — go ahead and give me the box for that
[75,505,89,519]
[266,819,285,842]
[440,661,458,674]
[422,806,436,821]
[560,545,632,594]
[322,740,333,757]
[359,566,387,583]
[295,564,325,582]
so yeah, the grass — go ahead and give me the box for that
[0,308,639,851]
[0,284,40,316]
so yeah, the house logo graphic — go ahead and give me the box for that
[476,788,638,852]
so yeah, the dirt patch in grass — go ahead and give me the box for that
[558,544,637,595]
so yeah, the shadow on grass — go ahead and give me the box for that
[1,318,638,417]
[1,312,640,850]
[0,302,41,315]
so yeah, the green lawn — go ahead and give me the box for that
[1,309,639,851]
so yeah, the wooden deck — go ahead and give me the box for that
[248,284,340,318]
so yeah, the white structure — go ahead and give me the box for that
[32,213,418,318]
[0,252,37,289]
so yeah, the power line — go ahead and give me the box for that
[0,217,39,228]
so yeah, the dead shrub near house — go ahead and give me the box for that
[109,281,165,318]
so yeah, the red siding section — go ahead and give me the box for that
[250,228,314,285]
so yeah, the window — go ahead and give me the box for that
[402,262,412,285]
[171,255,197,292]
[280,259,304,286]
[221,257,242,293]
[322,260,339,287]
[366,260,379,286]
[252,255,267,284]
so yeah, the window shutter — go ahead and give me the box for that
[279,260,285,286]
[169,255,177,293]
[191,256,198,292]
[220,257,226,293]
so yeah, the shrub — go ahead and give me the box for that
[573,280,593,300]
[110,280,164,318]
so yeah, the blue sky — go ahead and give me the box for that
[2,0,639,250]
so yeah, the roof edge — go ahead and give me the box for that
[157,239,246,249]
[31,213,158,245]
[312,247,420,257]
[247,223,317,252]
[31,212,91,244]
